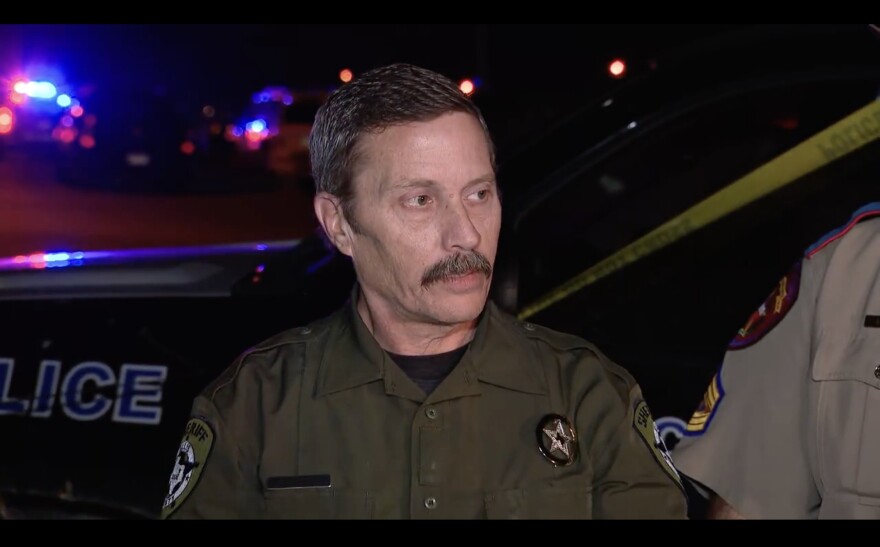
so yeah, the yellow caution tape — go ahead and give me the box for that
[518,98,880,320]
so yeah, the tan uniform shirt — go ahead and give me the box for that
[161,292,687,519]
[675,207,880,518]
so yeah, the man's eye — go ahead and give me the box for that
[406,195,431,207]
[469,189,490,201]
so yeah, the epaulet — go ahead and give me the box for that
[805,202,880,259]
[246,322,325,355]
[515,319,593,352]
[515,318,635,387]
[204,317,333,401]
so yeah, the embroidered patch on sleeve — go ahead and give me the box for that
[728,260,802,350]
[633,399,684,491]
[684,371,725,435]
[160,417,214,519]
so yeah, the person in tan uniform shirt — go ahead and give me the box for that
[159,63,688,520]
[674,203,880,519]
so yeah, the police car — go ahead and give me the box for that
[1,74,76,154]
[0,237,354,519]
[229,87,329,185]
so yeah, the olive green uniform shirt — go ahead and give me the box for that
[162,293,687,519]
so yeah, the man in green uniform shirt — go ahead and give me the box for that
[161,63,688,519]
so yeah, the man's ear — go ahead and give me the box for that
[313,192,354,257]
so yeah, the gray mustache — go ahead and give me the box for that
[421,252,492,287]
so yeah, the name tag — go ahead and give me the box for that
[864,315,880,328]
[266,474,332,490]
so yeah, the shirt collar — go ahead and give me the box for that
[315,286,549,398]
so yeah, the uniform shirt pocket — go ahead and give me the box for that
[855,385,880,506]
[813,334,880,505]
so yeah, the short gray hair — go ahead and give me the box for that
[309,63,495,228]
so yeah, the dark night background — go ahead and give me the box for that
[0,24,749,109]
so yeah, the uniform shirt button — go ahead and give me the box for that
[424,497,438,510]
[875,364,880,379]
[425,407,439,420]
[522,322,536,331]
[300,327,312,335]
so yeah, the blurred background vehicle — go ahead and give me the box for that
[54,85,196,192]
[0,68,76,159]
[0,104,13,160]
[228,86,329,189]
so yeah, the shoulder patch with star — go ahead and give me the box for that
[728,260,802,350]
[160,417,214,519]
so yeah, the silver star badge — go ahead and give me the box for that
[543,419,573,457]
[537,414,577,466]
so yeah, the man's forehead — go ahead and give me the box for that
[351,114,494,192]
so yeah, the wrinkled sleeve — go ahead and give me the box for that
[673,259,821,518]
[582,360,689,519]
[161,356,265,519]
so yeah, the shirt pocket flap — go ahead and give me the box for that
[812,334,880,389]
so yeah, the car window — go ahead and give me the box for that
[516,75,880,304]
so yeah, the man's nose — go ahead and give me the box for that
[441,201,481,251]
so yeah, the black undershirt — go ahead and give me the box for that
[387,344,469,395]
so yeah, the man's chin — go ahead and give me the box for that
[425,293,488,325]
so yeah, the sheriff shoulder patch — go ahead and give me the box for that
[633,399,683,491]
[728,260,802,350]
[160,417,214,519]
[684,371,725,435]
